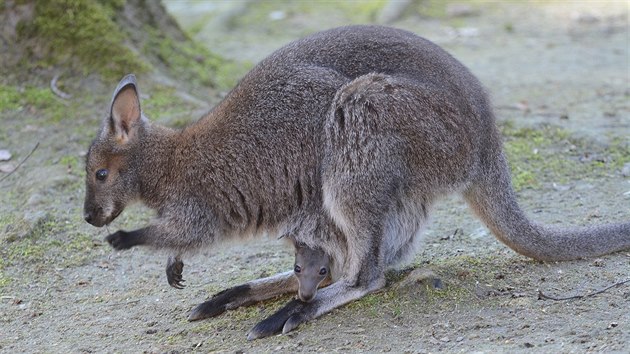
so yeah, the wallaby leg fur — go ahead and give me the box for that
[189,271,298,321]
[83,25,630,339]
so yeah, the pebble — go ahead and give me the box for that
[447,4,479,18]
[0,149,11,161]
[0,163,15,173]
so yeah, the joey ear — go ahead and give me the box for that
[105,74,143,144]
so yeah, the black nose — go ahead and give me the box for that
[84,212,93,223]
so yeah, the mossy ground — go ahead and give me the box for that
[501,123,630,191]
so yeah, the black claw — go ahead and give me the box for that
[166,258,185,289]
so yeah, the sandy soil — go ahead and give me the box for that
[1,1,628,353]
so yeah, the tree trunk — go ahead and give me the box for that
[1,0,224,88]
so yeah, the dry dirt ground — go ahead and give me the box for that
[1,1,629,353]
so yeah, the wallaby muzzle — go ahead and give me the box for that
[83,190,123,227]
[297,287,317,303]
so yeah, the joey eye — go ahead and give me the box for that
[95,169,108,181]
[294,265,301,273]
[319,267,327,276]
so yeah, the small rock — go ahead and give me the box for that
[377,0,414,24]
[552,183,572,192]
[447,4,479,18]
[0,149,11,161]
[23,210,48,228]
[457,27,479,37]
[606,322,618,330]
[145,329,157,334]
[395,268,442,290]
[591,259,605,267]
[572,12,599,24]
[27,193,44,206]
[470,227,489,239]
[345,327,365,334]
[0,163,15,173]
[432,278,444,289]
[268,10,285,21]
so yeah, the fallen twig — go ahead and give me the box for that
[50,73,72,99]
[105,299,141,307]
[538,278,630,301]
[0,142,39,185]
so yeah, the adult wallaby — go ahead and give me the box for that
[83,25,630,340]
[292,241,331,302]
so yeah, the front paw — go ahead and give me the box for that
[105,230,135,250]
[166,257,185,289]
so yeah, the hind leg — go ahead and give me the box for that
[249,150,404,338]
[249,73,434,339]
[188,271,297,321]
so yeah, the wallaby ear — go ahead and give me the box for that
[105,74,143,144]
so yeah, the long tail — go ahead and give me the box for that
[464,150,630,261]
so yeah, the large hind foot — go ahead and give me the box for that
[247,279,384,340]
[188,271,297,321]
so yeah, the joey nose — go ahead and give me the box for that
[299,292,315,303]
[84,212,93,224]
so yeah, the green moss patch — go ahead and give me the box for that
[17,0,149,79]
[0,214,98,290]
[501,123,630,191]
[143,27,240,90]
[0,84,67,122]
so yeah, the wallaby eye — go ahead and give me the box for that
[294,265,301,273]
[95,169,108,181]
[319,267,327,276]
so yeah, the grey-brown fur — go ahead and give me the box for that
[83,25,630,340]
[292,241,331,302]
